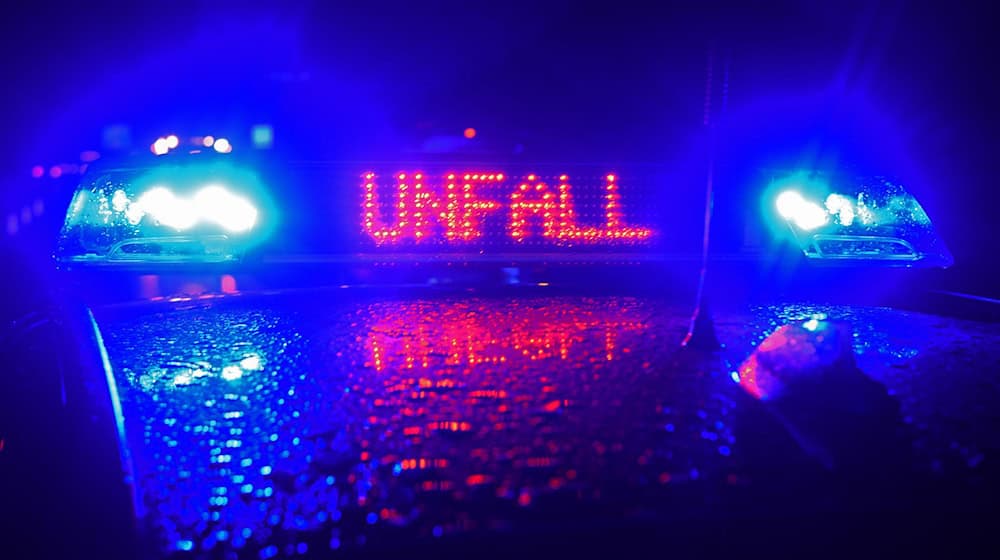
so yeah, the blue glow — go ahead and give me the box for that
[111,189,129,212]
[135,186,199,230]
[775,189,828,230]
[252,125,274,149]
[130,185,258,232]
[240,354,263,371]
[824,193,855,226]
[765,173,953,267]
[57,162,276,263]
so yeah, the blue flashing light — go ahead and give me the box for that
[127,183,258,232]
[764,172,952,267]
[775,189,828,231]
[57,162,277,264]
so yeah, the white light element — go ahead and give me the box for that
[129,185,258,232]
[775,190,804,218]
[111,189,129,212]
[221,365,243,381]
[802,318,820,331]
[775,190,829,231]
[213,138,232,154]
[857,203,875,225]
[125,202,145,225]
[193,185,258,232]
[239,354,263,371]
[824,193,856,226]
[152,138,170,156]
[165,134,180,149]
[136,186,198,230]
[173,372,193,386]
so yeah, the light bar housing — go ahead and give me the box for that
[56,163,271,265]
[768,173,952,267]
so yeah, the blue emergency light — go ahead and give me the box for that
[56,162,274,264]
[765,172,952,267]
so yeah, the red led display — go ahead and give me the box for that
[365,300,648,373]
[362,171,653,245]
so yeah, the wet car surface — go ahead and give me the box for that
[93,294,1000,558]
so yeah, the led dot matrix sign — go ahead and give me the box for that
[361,170,654,248]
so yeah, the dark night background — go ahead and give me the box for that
[0,0,996,293]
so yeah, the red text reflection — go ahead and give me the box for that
[365,300,648,372]
[362,172,653,244]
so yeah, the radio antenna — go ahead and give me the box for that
[682,45,728,349]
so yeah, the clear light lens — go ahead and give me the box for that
[768,174,952,267]
[57,164,270,264]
